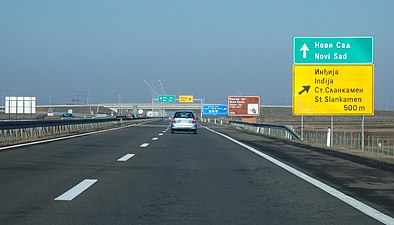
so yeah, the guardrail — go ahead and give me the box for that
[0,118,152,147]
[0,117,143,130]
[227,121,301,141]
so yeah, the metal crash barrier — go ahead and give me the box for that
[0,118,153,146]
[228,121,301,141]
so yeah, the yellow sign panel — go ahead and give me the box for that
[179,95,194,103]
[293,65,374,115]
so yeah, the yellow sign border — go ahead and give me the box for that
[292,65,374,116]
[179,95,194,103]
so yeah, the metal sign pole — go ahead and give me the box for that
[301,115,304,141]
[362,116,365,151]
[331,115,334,147]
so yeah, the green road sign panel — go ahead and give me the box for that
[158,95,176,103]
[293,36,373,64]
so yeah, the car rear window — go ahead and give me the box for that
[174,112,194,118]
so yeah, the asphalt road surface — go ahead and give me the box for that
[0,119,393,225]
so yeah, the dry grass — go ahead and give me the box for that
[256,107,394,164]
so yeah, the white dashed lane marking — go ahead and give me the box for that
[117,154,135,162]
[55,179,97,201]
[152,137,159,141]
[140,143,149,148]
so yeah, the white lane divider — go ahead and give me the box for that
[140,143,149,148]
[204,126,394,225]
[55,179,97,201]
[152,137,159,141]
[117,154,135,162]
[158,133,164,136]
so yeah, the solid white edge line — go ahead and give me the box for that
[54,179,97,201]
[204,126,394,225]
[117,154,135,162]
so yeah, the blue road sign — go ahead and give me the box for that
[202,105,228,116]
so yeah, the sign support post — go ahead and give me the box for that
[301,115,304,141]
[331,116,334,147]
[293,36,374,148]
[362,116,365,151]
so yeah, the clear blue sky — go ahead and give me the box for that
[1,0,393,109]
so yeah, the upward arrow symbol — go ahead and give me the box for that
[300,44,309,59]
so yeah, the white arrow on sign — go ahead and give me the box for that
[300,43,309,58]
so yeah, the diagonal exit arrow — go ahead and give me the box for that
[298,85,311,95]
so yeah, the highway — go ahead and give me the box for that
[0,119,393,225]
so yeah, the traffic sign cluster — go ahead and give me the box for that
[292,36,374,115]
[157,95,194,103]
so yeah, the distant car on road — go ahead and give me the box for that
[116,115,128,120]
[170,110,197,134]
[93,112,108,119]
[60,113,75,119]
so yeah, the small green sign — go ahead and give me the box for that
[293,36,373,64]
[158,95,176,103]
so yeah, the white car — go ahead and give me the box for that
[170,111,197,134]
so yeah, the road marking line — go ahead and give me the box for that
[117,154,135,161]
[158,133,164,136]
[140,143,149,148]
[54,179,97,201]
[205,126,394,225]
[152,137,159,141]
[134,124,168,128]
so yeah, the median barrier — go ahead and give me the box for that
[0,118,154,146]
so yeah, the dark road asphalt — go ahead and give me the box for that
[0,119,392,225]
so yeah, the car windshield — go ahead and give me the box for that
[174,112,194,118]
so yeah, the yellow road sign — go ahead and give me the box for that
[179,95,194,103]
[293,65,374,115]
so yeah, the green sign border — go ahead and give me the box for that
[293,36,374,64]
[158,95,176,103]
